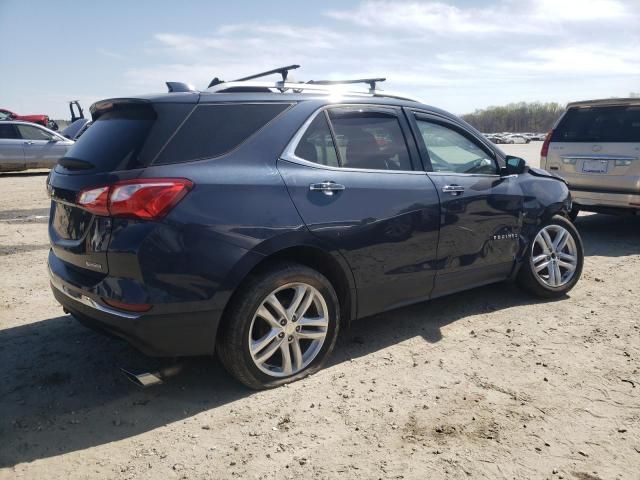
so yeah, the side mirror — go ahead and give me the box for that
[503,155,526,175]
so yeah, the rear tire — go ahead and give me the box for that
[217,262,340,389]
[517,215,583,299]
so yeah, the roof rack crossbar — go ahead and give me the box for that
[307,78,386,93]
[233,64,300,83]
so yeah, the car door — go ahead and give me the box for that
[408,111,524,297]
[16,124,68,169]
[0,123,25,172]
[278,105,441,318]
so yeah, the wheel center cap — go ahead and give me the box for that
[284,323,296,335]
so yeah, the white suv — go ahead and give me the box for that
[541,98,640,218]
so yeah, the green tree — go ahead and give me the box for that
[461,102,565,133]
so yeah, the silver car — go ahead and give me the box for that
[0,120,74,172]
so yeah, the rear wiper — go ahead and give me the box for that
[58,157,95,170]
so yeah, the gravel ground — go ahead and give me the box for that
[1,143,638,479]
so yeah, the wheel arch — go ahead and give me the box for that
[216,242,357,342]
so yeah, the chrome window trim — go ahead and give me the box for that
[280,104,425,175]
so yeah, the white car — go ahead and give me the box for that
[0,120,74,172]
[504,134,530,144]
[541,97,640,218]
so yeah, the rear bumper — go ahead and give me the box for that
[49,259,222,357]
[570,188,640,211]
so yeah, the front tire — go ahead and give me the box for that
[517,215,583,298]
[217,262,340,389]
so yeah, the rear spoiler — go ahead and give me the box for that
[90,98,152,120]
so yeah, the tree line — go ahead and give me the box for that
[461,102,565,133]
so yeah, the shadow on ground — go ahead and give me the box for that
[1,282,546,467]
[1,213,635,467]
[576,213,640,257]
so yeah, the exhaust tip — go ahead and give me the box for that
[121,368,164,388]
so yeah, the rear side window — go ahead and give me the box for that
[64,107,155,171]
[0,124,18,139]
[294,113,339,167]
[327,109,412,171]
[155,103,291,165]
[554,106,640,142]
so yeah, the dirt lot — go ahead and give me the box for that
[1,143,638,479]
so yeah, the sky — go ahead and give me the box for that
[1,0,639,119]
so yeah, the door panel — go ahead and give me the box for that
[428,172,523,296]
[278,106,440,318]
[410,113,523,297]
[0,139,25,172]
[278,160,441,317]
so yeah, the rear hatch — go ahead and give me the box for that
[48,97,195,276]
[545,104,640,194]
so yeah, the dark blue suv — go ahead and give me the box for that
[47,70,584,389]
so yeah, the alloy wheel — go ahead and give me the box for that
[248,282,329,377]
[531,224,579,288]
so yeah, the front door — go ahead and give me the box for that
[278,106,441,317]
[409,112,524,297]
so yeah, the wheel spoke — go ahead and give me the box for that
[558,252,576,262]
[557,259,576,271]
[256,305,282,329]
[250,328,280,356]
[540,229,554,252]
[535,260,550,273]
[280,342,293,375]
[547,262,557,285]
[296,330,326,340]
[287,285,309,320]
[294,289,315,320]
[554,230,569,251]
[265,294,288,322]
[553,263,562,285]
[291,338,303,372]
[254,336,284,365]
[535,235,550,254]
[297,315,329,328]
[532,254,548,265]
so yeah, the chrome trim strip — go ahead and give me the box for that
[280,104,426,175]
[561,155,638,161]
[50,269,141,319]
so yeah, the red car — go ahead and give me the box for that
[0,108,58,130]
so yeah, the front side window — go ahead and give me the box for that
[16,124,54,141]
[327,108,412,171]
[294,113,339,167]
[416,119,497,174]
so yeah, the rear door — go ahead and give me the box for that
[0,123,25,172]
[409,112,523,297]
[546,105,640,196]
[278,105,441,317]
[16,124,70,168]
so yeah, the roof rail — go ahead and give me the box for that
[307,78,386,93]
[207,64,300,88]
[204,80,421,103]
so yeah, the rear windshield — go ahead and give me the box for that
[63,107,156,171]
[154,103,291,165]
[553,105,640,142]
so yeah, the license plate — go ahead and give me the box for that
[582,159,609,174]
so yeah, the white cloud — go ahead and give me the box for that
[122,1,640,113]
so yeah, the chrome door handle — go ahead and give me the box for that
[24,141,34,145]
[309,181,346,196]
[442,184,465,195]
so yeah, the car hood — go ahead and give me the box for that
[527,166,567,184]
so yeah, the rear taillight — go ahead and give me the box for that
[540,129,554,167]
[77,178,193,220]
